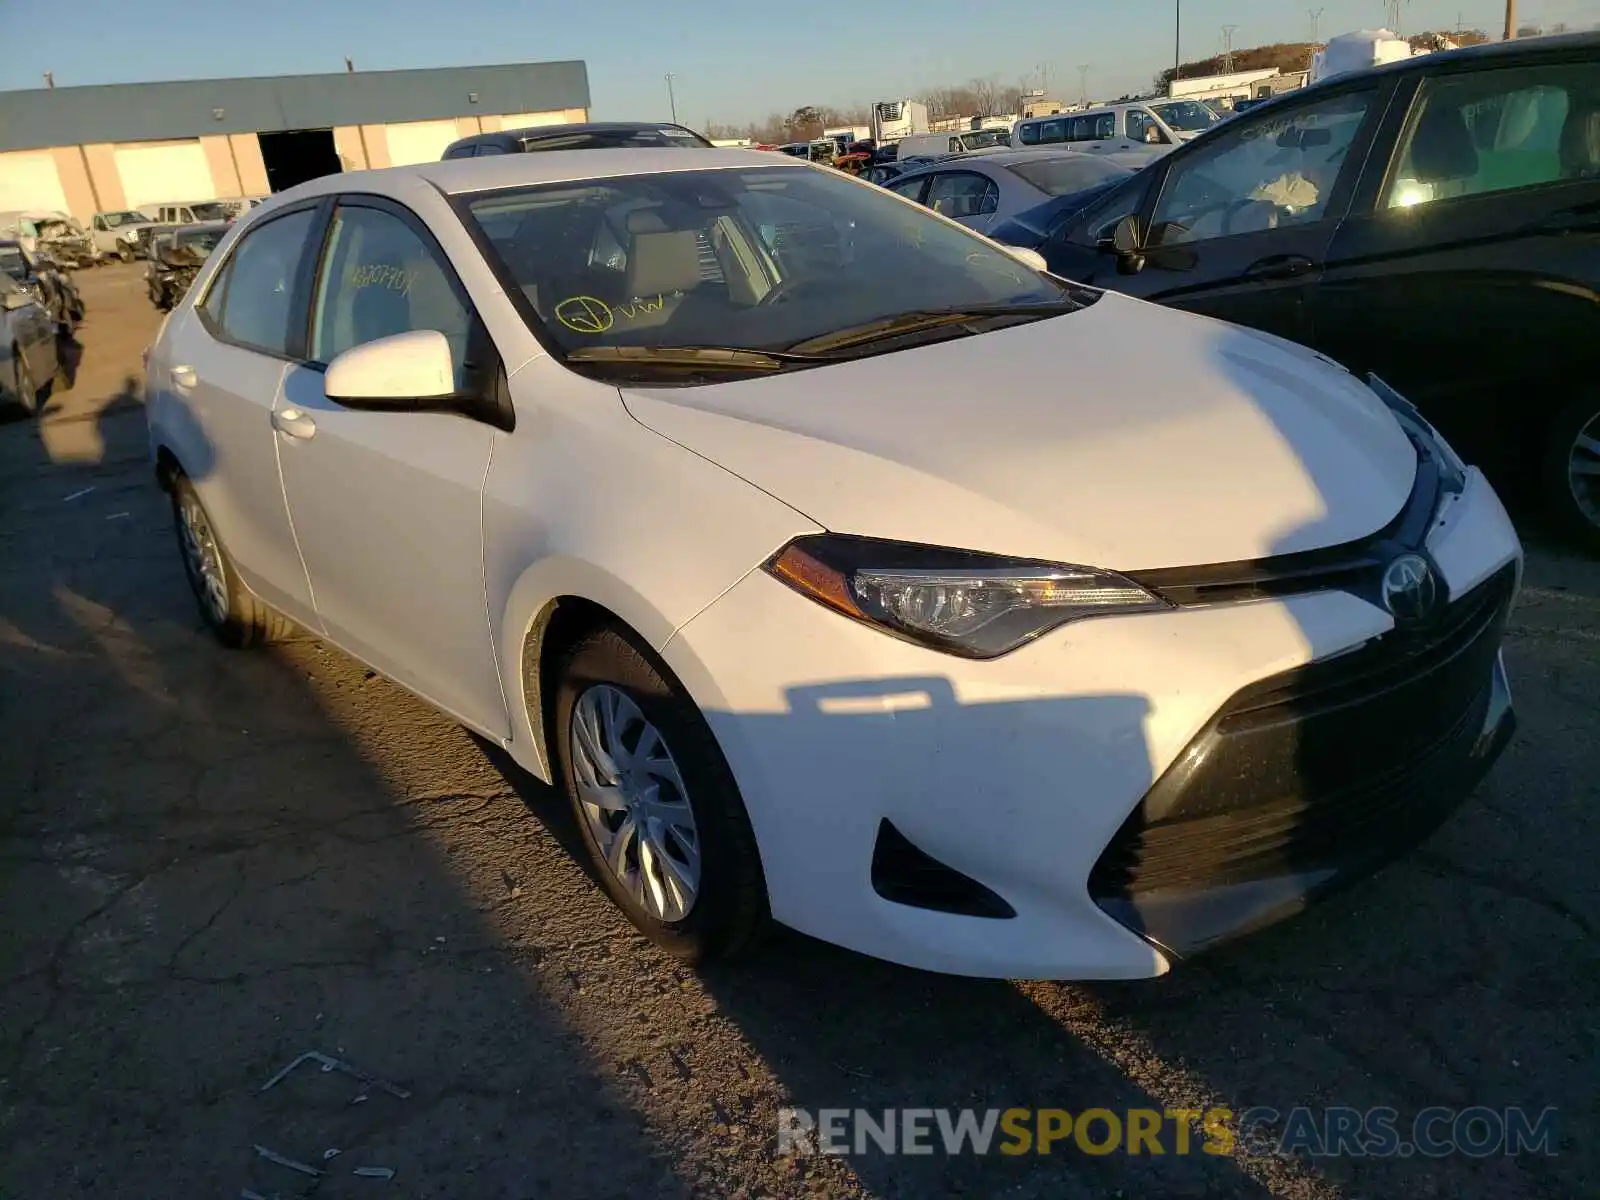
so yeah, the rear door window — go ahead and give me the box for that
[199,208,317,356]
[1383,61,1600,208]
[924,172,1000,219]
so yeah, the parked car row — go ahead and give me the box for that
[0,238,84,336]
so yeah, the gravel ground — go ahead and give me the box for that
[1,263,1596,1199]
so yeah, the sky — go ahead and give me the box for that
[1,0,1593,127]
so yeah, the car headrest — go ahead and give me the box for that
[625,207,672,235]
[1409,104,1479,183]
[1559,102,1600,178]
[624,230,703,298]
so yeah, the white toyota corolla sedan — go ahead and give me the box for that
[145,149,1521,980]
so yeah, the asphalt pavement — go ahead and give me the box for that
[1,264,1595,1198]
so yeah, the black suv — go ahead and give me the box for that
[442,122,714,159]
[1028,33,1600,548]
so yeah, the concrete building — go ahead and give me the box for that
[0,60,590,222]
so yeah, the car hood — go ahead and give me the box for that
[619,292,1417,571]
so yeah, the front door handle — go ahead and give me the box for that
[169,363,197,390]
[1240,254,1316,282]
[271,407,317,440]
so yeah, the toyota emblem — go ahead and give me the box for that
[1381,553,1440,626]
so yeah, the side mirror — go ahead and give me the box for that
[1110,213,1142,254]
[325,330,457,408]
[1106,214,1146,275]
[1144,127,1162,144]
[999,245,1049,273]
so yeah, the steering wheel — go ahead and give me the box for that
[1221,198,1278,236]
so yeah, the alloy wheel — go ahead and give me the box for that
[13,356,36,414]
[569,683,702,922]
[1568,411,1600,531]
[178,494,228,624]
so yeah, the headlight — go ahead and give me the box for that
[1367,373,1467,495]
[763,534,1170,658]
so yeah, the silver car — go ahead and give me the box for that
[882,149,1148,236]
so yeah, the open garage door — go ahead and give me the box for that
[0,151,70,214]
[383,120,461,165]
[115,140,216,211]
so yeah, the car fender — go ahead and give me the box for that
[487,362,823,781]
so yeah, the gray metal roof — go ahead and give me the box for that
[0,60,590,153]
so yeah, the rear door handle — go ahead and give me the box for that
[1240,254,1316,282]
[271,407,317,440]
[169,363,197,390]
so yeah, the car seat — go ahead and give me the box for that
[1559,99,1600,179]
[1408,102,1479,199]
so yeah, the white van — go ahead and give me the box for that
[1013,99,1221,154]
[894,128,1010,161]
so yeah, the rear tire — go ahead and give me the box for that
[171,475,297,647]
[1542,396,1600,555]
[552,623,769,963]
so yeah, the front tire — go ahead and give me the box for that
[1542,396,1600,554]
[171,475,296,647]
[552,624,769,963]
[6,350,38,416]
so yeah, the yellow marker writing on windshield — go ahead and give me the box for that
[555,296,613,334]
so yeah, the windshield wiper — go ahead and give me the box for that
[565,345,832,371]
[786,301,1081,355]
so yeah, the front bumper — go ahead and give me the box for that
[662,469,1521,980]
[1089,567,1516,959]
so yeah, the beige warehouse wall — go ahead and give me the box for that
[360,125,392,170]
[333,126,369,171]
[200,135,242,197]
[49,148,100,221]
[229,135,269,195]
[455,116,482,139]
[81,144,127,213]
[0,149,70,214]
[495,107,588,128]
[382,119,461,165]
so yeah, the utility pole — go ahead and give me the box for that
[1503,0,1517,38]
[1077,64,1090,107]
[1309,7,1324,41]
[1173,0,1182,90]
[1221,25,1238,74]
[664,73,678,123]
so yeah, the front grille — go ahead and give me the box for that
[1090,566,1514,923]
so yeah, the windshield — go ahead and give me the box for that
[176,229,227,254]
[1005,155,1132,196]
[465,166,1085,366]
[961,129,1011,149]
[0,247,25,280]
[102,211,149,227]
[189,203,230,221]
[1148,100,1221,132]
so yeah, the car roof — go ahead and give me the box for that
[260,148,809,210]
[1206,29,1599,124]
[448,121,708,150]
